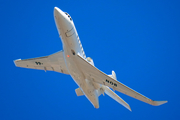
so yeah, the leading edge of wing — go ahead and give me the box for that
[77,54,168,106]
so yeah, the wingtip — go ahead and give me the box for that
[153,100,168,106]
[14,59,21,62]
[13,59,21,67]
[125,104,132,111]
[128,107,132,112]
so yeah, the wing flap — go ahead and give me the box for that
[76,54,167,106]
[14,51,69,74]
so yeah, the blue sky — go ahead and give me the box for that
[1,0,180,120]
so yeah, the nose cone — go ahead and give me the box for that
[54,7,73,33]
[54,7,65,19]
[54,7,58,11]
[54,7,62,14]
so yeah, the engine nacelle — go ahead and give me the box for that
[108,70,117,80]
[86,57,94,66]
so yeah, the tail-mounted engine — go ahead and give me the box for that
[108,70,117,80]
[86,57,94,66]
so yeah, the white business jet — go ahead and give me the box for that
[14,7,167,111]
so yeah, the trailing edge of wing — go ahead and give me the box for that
[76,54,168,106]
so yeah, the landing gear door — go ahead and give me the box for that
[65,28,75,37]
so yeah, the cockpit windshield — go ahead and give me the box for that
[64,12,72,21]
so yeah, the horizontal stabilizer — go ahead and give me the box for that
[151,100,168,106]
[75,88,84,96]
[102,86,131,111]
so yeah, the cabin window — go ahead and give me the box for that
[106,79,109,83]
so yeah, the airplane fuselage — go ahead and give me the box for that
[54,7,100,108]
[14,7,167,111]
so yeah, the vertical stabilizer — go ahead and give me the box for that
[102,86,131,111]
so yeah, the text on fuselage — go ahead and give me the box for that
[106,79,117,87]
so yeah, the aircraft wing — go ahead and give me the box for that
[77,54,167,106]
[14,51,69,74]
